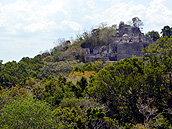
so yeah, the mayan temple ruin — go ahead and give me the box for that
[82,26,153,62]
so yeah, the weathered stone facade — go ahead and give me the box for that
[82,26,153,62]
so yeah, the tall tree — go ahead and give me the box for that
[161,25,172,38]
[132,17,143,28]
[146,30,160,41]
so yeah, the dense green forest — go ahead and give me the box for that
[1,21,172,128]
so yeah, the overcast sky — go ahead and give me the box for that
[0,0,172,63]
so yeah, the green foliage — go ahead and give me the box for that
[40,38,86,63]
[86,107,105,120]
[43,55,53,62]
[143,36,172,72]
[86,107,112,129]
[80,24,117,48]
[0,85,27,110]
[43,78,65,106]
[77,76,88,92]
[57,74,67,85]
[161,25,172,38]
[0,96,53,129]
[58,45,85,62]
[32,75,76,107]
[66,81,82,98]
[72,66,83,72]
[151,114,170,128]
[87,58,146,124]
[32,85,44,100]
[39,51,51,60]
[52,107,86,129]
[59,98,81,112]
[40,60,84,78]
[146,30,160,41]
[0,57,43,88]
[71,60,104,74]
[53,51,63,62]
[82,62,98,71]
[143,35,172,111]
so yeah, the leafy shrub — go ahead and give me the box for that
[0,96,53,128]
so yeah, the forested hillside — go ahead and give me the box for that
[1,23,172,128]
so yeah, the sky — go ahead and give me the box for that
[0,0,172,63]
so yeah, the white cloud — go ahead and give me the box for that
[84,0,172,33]
[24,21,57,32]
[87,0,96,9]
[62,20,82,31]
[0,36,54,62]
[0,0,68,34]
[145,0,172,25]
[84,2,146,26]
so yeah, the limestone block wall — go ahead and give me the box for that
[117,42,144,61]
[82,26,153,62]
